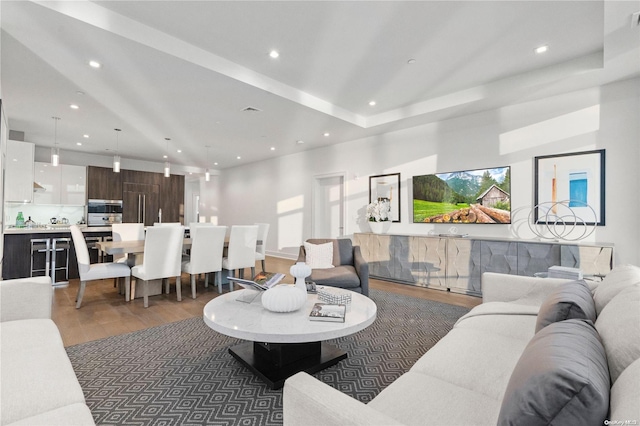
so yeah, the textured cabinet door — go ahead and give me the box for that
[5,140,34,203]
[517,242,561,276]
[410,236,446,288]
[560,245,613,277]
[446,238,482,295]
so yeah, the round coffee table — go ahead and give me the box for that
[203,288,377,389]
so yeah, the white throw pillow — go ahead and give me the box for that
[304,242,335,269]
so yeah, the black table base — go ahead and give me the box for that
[228,341,347,389]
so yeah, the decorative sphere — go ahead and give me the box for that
[261,285,307,313]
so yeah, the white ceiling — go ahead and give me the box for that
[0,1,638,171]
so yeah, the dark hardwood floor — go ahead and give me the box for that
[52,256,481,347]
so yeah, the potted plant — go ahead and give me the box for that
[366,199,391,233]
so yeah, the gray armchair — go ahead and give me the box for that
[297,238,369,297]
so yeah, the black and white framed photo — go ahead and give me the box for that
[369,173,401,222]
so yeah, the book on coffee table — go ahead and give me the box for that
[228,272,285,291]
[308,303,346,323]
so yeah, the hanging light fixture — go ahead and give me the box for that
[113,128,121,173]
[164,138,171,177]
[51,117,61,166]
[205,145,211,182]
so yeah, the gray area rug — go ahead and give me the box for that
[67,289,470,425]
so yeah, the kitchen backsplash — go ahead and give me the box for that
[5,204,86,227]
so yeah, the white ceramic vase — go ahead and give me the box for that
[369,221,391,234]
[261,285,307,312]
[290,262,311,293]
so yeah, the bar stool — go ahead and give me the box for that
[30,238,50,278]
[51,237,71,285]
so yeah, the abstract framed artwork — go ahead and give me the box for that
[534,149,605,226]
[369,173,401,222]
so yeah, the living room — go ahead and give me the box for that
[1,1,639,425]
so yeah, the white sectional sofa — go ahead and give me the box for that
[0,277,95,426]
[284,265,640,426]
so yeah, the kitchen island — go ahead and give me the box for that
[2,226,113,281]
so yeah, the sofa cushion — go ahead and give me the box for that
[594,283,640,384]
[498,319,610,426]
[609,358,640,423]
[593,264,640,315]
[369,372,502,426]
[0,319,87,425]
[310,265,361,289]
[8,403,95,426]
[535,279,596,333]
[304,241,334,269]
[410,327,531,401]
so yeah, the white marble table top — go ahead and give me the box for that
[203,288,377,344]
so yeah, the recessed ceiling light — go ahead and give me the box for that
[237,156,241,160]
[177,149,182,153]
[83,134,89,138]
[270,147,276,151]
[296,140,304,144]
[76,142,82,146]
[269,50,280,58]
[369,101,376,106]
[163,154,168,159]
[76,91,85,96]
[70,104,79,109]
[534,45,549,54]
[323,132,330,137]
[214,162,218,166]
[407,58,416,64]
[89,60,101,68]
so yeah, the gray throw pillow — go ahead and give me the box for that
[535,279,596,333]
[498,319,610,426]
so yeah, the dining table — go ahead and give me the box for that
[95,237,262,299]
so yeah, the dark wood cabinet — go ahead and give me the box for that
[86,167,184,224]
[87,166,122,200]
[2,231,112,280]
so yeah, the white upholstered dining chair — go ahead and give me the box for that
[131,225,184,308]
[111,223,145,264]
[255,223,270,273]
[181,224,227,297]
[70,225,132,308]
[222,225,258,290]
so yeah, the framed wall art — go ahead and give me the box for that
[369,173,401,222]
[534,149,605,226]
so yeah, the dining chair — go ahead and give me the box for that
[111,223,145,264]
[69,225,132,308]
[222,225,259,290]
[131,225,184,308]
[181,224,227,297]
[255,223,270,273]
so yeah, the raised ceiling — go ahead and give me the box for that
[0,1,636,171]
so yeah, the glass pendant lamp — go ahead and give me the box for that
[51,117,61,166]
[113,128,121,173]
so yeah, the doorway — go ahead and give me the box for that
[312,173,346,238]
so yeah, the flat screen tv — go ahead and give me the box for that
[412,166,511,224]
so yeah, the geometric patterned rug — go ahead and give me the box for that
[66,289,470,425]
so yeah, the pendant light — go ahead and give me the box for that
[113,128,121,173]
[164,137,171,177]
[51,117,61,166]
[205,145,211,182]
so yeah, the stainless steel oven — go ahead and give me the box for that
[87,199,123,226]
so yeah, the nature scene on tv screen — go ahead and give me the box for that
[413,166,511,224]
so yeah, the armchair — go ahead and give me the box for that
[297,238,369,296]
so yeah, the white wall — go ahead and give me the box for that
[216,78,640,265]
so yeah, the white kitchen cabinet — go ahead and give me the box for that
[34,162,86,205]
[5,140,34,203]
[60,164,86,205]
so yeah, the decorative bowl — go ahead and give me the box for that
[261,285,307,313]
